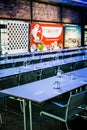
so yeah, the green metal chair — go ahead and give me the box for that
[0,93,8,126]
[40,90,87,130]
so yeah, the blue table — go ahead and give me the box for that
[0,55,87,79]
[0,68,86,130]
[0,47,86,69]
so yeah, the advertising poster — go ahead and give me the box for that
[84,25,87,46]
[30,23,64,52]
[64,25,81,48]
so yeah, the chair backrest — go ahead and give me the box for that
[0,93,7,98]
[65,90,87,121]
[36,69,43,80]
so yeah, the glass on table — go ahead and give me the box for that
[16,67,21,73]
[72,56,74,61]
[23,57,28,67]
[53,81,60,89]
[56,69,63,78]
[61,58,65,64]
[70,73,76,80]
[56,69,64,83]
[39,55,42,63]
[82,55,85,60]
[4,53,8,62]
[55,54,59,64]
[32,64,38,70]
[31,52,35,59]
[11,56,14,62]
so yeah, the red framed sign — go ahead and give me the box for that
[30,23,64,51]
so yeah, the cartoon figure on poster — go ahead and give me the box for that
[31,24,45,51]
[30,23,63,52]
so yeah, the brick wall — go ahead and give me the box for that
[62,7,80,23]
[0,0,30,20]
[0,0,84,24]
[33,2,60,22]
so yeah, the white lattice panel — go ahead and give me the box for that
[7,20,29,54]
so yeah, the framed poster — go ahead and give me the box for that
[84,25,87,46]
[30,22,64,52]
[64,25,81,48]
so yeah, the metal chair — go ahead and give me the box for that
[84,61,87,67]
[0,74,23,113]
[55,66,61,75]
[36,69,43,80]
[69,62,79,71]
[0,93,8,126]
[42,67,55,79]
[0,114,2,126]
[40,90,87,130]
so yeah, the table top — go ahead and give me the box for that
[0,55,87,79]
[0,46,86,59]
[66,67,87,78]
[0,69,86,103]
[0,48,86,66]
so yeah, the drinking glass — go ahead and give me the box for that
[53,81,60,89]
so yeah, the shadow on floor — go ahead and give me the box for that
[0,103,87,130]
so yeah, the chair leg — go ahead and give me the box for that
[40,111,72,130]
[65,122,72,130]
[15,98,24,113]
[19,100,23,113]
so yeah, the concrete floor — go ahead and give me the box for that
[0,102,87,130]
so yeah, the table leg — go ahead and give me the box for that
[23,99,27,130]
[29,101,32,130]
